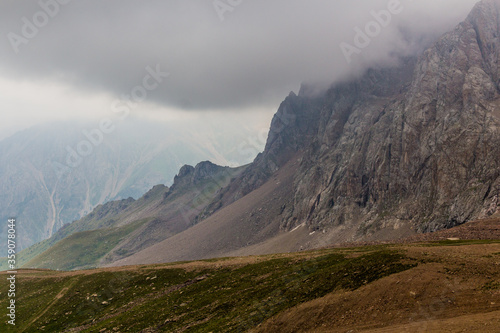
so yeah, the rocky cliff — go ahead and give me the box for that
[288,0,500,238]
[201,0,500,241]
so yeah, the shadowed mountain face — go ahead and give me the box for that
[19,0,500,269]
[172,1,498,252]
[211,0,500,237]
[286,0,500,237]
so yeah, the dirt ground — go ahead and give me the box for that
[252,243,500,333]
[361,310,500,333]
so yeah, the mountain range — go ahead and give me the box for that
[17,0,500,270]
[0,118,262,253]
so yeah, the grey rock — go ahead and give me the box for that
[207,0,500,240]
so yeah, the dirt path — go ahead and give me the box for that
[21,279,78,332]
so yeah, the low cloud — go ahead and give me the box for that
[0,0,479,113]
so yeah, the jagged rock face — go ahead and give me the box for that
[263,92,322,170]
[192,161,228,183]
[194,0,500,241]
[283,0,500,237]
[215,92,323,204]
[172,161,230,190]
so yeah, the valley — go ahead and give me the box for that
[10,0,500,273]
[3,0,500,331]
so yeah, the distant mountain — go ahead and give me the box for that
[20,161,244,270]
[0,118,259,252]
[20,0,500,269]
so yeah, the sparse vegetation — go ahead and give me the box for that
[420,239,500,247]
[0,247,415,332]
[23,219,149,271]
[482,280,500,291]
[1,241,500,332]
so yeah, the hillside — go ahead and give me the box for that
[0,119,255,252]
[13,162,245,270]
[1,240,499,332]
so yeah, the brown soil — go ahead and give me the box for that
[404,217,500,242]
[362,310,500,332]
[252,243,500,333]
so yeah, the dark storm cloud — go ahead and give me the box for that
[0,0,479,111]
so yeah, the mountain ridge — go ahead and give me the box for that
[9,160,245,270]
[109,0,500,265]
[18,0,500,269]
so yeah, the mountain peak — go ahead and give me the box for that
[178,165,195,178]
[466,0,500,82]
[172,161,229,189]
[192,161,226,182]
[470,0,500,13]
[408,0,500,111]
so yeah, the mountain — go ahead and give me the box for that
[290,0,500,235]
[226,0,500,238]
[20,0,500,269]
[107,0,500,266]
[0,119,260,252]
[19,161,245,270]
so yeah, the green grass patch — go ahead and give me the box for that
[0,248,415,332]
[23,219,148,271]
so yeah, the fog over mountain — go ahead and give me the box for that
[0,0,479,137]
[4,2,500,331]
[0,117,263,252]
[0,0,485,254]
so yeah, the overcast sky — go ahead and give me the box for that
[0,0,480,139]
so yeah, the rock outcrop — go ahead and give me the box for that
[202,0,500,240]
[286,0,500,237]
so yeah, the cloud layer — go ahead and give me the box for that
[0,0,479,113]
